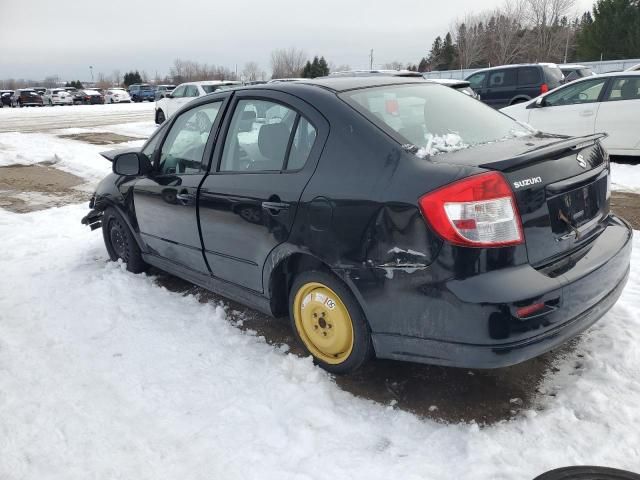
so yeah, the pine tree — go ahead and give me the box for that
[577,0,640,60]
[440,32,457,70]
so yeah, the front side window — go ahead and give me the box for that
[341,83,532,154]
[220,99,300,172]
[467,72,486,89]
[544,78,607,106]
[185,86,199,97]
[171,86,186,98]
[488,69,517,87]
[605,77,640,101]
[158,102,223,175]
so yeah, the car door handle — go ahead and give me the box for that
[176,193,196,204]
[262,201,289,213]
[580,110,594,117]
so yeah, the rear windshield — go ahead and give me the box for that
[202,85,235,93]
[544,66,565,85]
[140,85,153,90]
[340,83,532,155]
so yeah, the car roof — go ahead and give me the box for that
[182,80,241,86]
[281,76,431,92]
[470,63,559,74]
[559,64,588,69]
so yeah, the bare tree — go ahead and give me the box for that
[242,61,261,82]
[381,61,404,70]
[270,48,307,78]
[452,13,487,68]
[112,69,121,87]
[487,0,527,65]
[524,0,576,61]
[96,72,111,90]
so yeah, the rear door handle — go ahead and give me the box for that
[580,110,594,117]
[262,201,289,213]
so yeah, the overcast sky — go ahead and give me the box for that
[1,0,595,81]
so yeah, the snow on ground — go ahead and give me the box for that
[1,202,640,479]
[611,162,640,193]
[0,122,157,181]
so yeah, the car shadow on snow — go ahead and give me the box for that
[151,267,579,425]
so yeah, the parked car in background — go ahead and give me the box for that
[0,90,13,107]
[104,88,131,103]
[11,89,44,107]
[129,84,156,102]
[81,89,105,104]
[154,80,240,123]
[155,84,176,100]
[42,88,73,106]
[502,72,640,157]
[83,77,631,374]
[466,63,565,108]
[559,64,596,83]
[32,87,47,95]
[65,88,85,105]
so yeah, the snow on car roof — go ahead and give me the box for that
[559,64,588,69]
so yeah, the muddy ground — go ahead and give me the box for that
[57,132,143,145]
[1,158,638,424]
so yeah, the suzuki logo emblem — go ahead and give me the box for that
[576,154,587,169]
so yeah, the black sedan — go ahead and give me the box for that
[82,77,632,374]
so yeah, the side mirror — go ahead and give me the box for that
[166,93,173,99]
[112,152,151,176]
[528,97,546,109]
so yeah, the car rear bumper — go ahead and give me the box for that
[368,214,633,368]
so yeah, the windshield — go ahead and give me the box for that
[340,83,532,156]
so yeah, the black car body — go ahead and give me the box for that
[82,78,632,373]
[11,89,44,107]
[466,63,565,108]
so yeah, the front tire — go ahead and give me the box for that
[102,207,147,273]
[289,270,373,374]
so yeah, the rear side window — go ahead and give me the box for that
[341,84,531,153]
[488,69,517,87]
[287,117,317,171]
[605,77,640,101]
[220,99,315,172]
[518,67,540,85]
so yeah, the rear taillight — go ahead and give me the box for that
[540,83,549,94]
[418,172,523,247]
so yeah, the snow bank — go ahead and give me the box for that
[611,162,640,192]
[1,202,639,479]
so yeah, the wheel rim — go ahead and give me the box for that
[293,282,354,364]
[108,219,128,260]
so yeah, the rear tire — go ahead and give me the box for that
[289,270,373,374]
[102,207,147,273]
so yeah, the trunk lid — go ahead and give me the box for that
[436,133,610,266]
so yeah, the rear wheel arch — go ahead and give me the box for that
[267,252,331,317]
[510,96,531,105]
